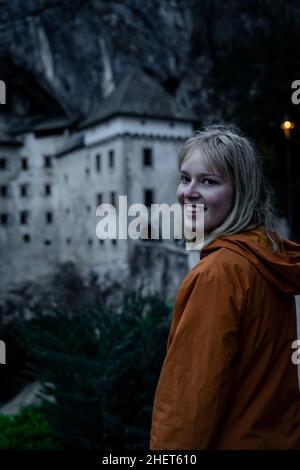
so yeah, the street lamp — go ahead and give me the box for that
[280,119,295,239]
[281,120,295,138]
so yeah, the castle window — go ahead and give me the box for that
[21,158,28,170]
[45,183,52,196]
[0,158,7,170]
[0,185,9,197]
[108,150,115,168]
[66,238,71,245]
[110,191,116,207]
[20,184,29,197]
[0,213,9,225]
[96,193,103,206]
[23,233,31,243]
[20,210,29,225]
[44,239,52,246]
[144,189,154,208]
[143,148,153,167]
[44,156,52,168]
[96,154,101,172]
[85,168,90,176]
[88,239,93,246]
[46,211,53,224]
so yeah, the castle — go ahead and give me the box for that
[0,66,195,294]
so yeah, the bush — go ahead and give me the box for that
[0,405,62,449]
[16,289,172,449]
[0,321,32,405]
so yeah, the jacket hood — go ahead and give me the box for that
[201,226,300,296]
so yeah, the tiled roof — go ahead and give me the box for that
[0,129,22,147]
[55,133,85,158]
[9,116,72,136]
[81,69,196,128]
[30,117,71,133]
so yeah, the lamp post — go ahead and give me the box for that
[280,120,295,239]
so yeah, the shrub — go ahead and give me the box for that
[0,405,62,449]
[16,289,172,449]
[0,321,32,404]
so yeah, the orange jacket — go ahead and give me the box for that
[150,227,300,449]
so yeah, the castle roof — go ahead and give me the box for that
[56,132,85,159]
[0,129,22,147]
[80,69,196,128]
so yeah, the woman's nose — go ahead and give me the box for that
[184,183,201,201]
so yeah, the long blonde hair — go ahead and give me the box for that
[177,124,282,251]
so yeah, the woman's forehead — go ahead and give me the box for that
[180,150,222,177]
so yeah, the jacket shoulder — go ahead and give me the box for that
[190,247,258,290]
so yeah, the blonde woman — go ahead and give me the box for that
[150,125,300,449]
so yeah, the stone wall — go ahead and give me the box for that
[129,241,189,302]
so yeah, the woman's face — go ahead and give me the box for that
[176,150,234,234]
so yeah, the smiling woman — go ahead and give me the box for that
[176,124,279,250]
[177,158,234,235]
[150,124,300,450]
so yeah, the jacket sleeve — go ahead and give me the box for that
[150,269,243,449]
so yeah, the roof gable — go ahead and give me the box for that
[81,69,196,128]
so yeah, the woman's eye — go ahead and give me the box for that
[203,178,216,185]
[179,175,189,183]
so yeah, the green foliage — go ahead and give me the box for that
[0,405,62,449]
[16,290,172,449]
